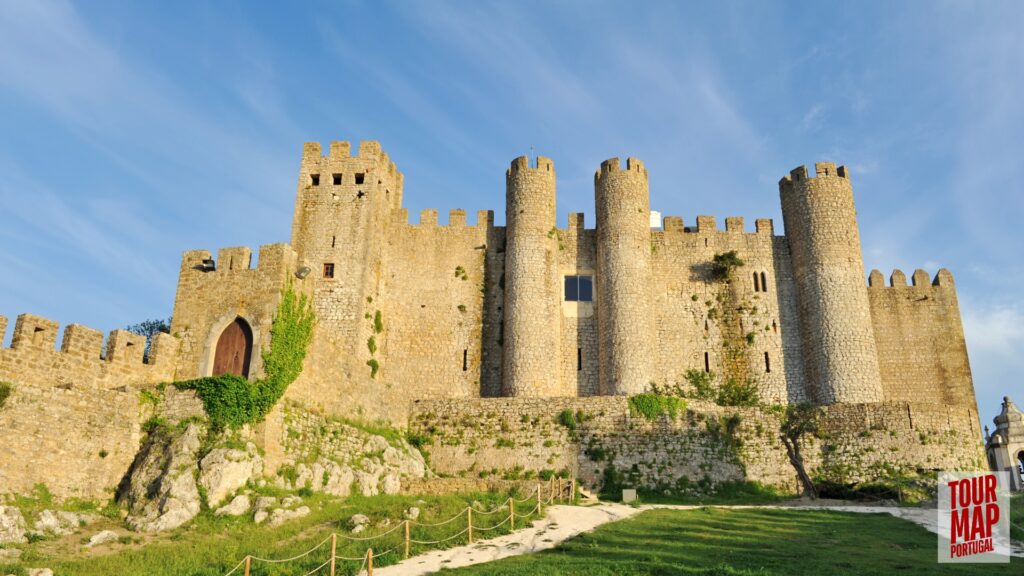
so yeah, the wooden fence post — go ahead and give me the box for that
[367,548,374,576]
[557,478,562,501]
[467,506,473,544]
[243,556,251,576]
[509,498,515,531]
[405,520,411,559]
[537,484,542,513]
[330,533,337,576]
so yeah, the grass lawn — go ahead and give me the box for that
[1013,493,1022,543]
[1,491,541,576]
[446,507,1022,575]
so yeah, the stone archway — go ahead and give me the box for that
[212,318,253,378]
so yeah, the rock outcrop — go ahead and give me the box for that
[0,506,26,544]
[198,444,263,508]
[119,423,204,532]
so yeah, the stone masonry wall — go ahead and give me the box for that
[868,269,977,409]
[0,313,178,500]
[410,397,985,495]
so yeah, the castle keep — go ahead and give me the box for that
[0,140,989,500]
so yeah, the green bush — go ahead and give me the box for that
[628,394,686,421]
[0,381,11,409]
[373,310,384,334]
[711,250,745,280]
[717,378,760,407]
[174,284,315,429]
[557,409,577,432]
[684,369,716,401]
[366,358,380,378]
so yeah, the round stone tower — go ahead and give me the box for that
[595,157,653,396]
[779,162,883,404]
[502,156,562,397]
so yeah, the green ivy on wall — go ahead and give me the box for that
[174,284,315,429]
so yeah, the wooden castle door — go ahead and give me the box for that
[213,318,253,378]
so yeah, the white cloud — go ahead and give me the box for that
[960,298,1024,418]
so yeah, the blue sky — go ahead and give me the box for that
[0,1,1020,423]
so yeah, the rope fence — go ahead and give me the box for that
[223,477,576,575]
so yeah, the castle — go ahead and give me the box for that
[0,140,991,500]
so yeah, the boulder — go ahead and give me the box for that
[268,506,310,527]
[198,443,263,508]
[28,569,53,576]
[85,530,120,548]
[215,495,252,517]
[253,496,277,524]
[348,513,369,533]
[0,506,26,544]
[404,507,420,521]
[34,510,92,537]
[121,423,204,532]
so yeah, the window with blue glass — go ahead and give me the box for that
[564,275,593,302]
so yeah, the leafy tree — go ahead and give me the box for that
[780,403,820,498]
[125,317,171,361]
[711,250,745,280]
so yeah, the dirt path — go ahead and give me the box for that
[372,501,1023,575]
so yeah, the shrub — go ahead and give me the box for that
[684,369,716,401]
[556,409,577,432]
[711,250,745,280]
[628,394,686,421]
[717,378,760,407]
[175,284,315,429]
[0,381,11,409]
[366,358,380,379]
[367,335,377,355]
[373,310,384,334]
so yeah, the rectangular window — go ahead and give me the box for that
[323,263,335,278]
[310,174,320,186]
[564,275,593,302]
[355,173,365,184]
[332,173,342,185]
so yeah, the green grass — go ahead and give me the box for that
[12,491,543,576]
[624,481,789,506]
[445,507,1021,575]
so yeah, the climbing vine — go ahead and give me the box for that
[174,284,315,429]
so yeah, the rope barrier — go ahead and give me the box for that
[409,526,470,545]
[337,521,406,541]
[219,481,572,575]
[411,507,469,526]
[472,516,510,531]
[249,534,333,563]
[301,556,333,575]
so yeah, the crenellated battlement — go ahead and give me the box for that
[301,140,401,180]
[178,243,296,277]
[778,162,850,189]
[0,313,178,376]
[390,208,496,229]
[594,157,647,183]
[506,155,554,179]
[868,268,956,289]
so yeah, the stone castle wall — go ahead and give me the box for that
[0,314,178,500]
[410,397,986,494]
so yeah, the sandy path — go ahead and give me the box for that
[371,501,1022,575]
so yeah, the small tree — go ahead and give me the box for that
[780,403,820,498]
[125,317,171,361]
[711,251,745,280]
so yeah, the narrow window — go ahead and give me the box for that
[229,257,234,271]
[764,352,771,373]
[761,272,768,293]
[310,174,320,186]
[331,235,336,248]
[564,275,593,302]
[577,348,582,371]
[355,173,365,184]
[704,319,709,331]
[332,173,342,185]
[772,320,778,334]
[704,352,710,373]
[323,263,335,278]
[753,272,760,292]
[462,349,468,371]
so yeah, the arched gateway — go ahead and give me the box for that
[212,318,253,378]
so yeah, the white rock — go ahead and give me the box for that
[215,495,251,517]
[254,496,277,511]
[362,435,390,454]
[198,443,263,508]
[0,506,26,544]
[281,496,302,509]
[348,513,370,532]
[268,506,310,527]
[34,510,90,537]
[85,530,119,548]
[322,464,354,497]
[381,473,401,495]
[28,569,53,576]
[355,471,379,496]
[253,510,269,525]
[123,423,204,533]
[0,547,22,560]
[404,507,420,521]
